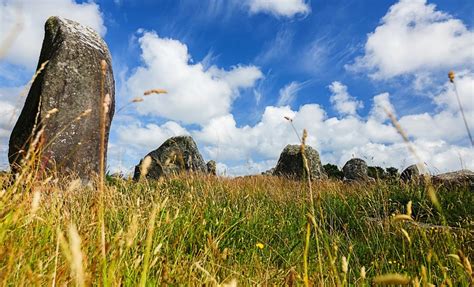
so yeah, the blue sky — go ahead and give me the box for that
[1,0,473,175]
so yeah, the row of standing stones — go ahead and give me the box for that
[7,17,473,189]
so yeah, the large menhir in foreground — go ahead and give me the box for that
[8,16,115,179]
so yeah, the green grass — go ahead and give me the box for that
[0,173,473,285]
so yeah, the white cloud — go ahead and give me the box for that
[328,81,363,116]
[126,31,263,125]
[277,81,303,106]
[433,71,474,114]
[347,0,474,79]
[369,92,395,122]
[116,121,189,151]
[0,0,106,69]
[217,159,275,177]
[0,86,24,169]
[246,0,310,17]
[194,83,474,175]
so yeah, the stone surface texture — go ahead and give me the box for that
[8,17,114,178]
[207,160,217,176]
[342,158,370,181]
[273,144,326,180]
[432,169,474,189]
[133,136,207,180]
[400,164,420,182]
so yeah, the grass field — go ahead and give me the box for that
[0,172,472,286]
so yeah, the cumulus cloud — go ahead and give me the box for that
[116,121,189,151]
[277,81,304,106]
[0,86,23,169]
[433,71,474,114]
[347,0,474,79]
[126,31,263,125]
[328,81,363,116]
[370,93,395,122]
[0,0,106,69]
[246,0,310,17]
[194,81,474,175]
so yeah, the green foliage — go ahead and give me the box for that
[385,167,399,179]
[368,166,385,179]
[323,163,343,180]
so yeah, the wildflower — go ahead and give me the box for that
[256,243,264,249]
[448,70,455,83]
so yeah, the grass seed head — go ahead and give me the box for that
[144,89,167,96]
[372,273,411,285]
[139,156,152,179]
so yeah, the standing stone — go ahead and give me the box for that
[342,158,370,181]
[400,164,420,182]
[273,144,327,180]
[133,136,207,180]
[8,17,114,179]
[432,170,474,189]
[207,160,217,176]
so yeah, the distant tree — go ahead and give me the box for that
[385,167,399,179]
[323,163,343,180]
[368,166,385,179]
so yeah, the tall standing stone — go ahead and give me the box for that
[8,17,115,178]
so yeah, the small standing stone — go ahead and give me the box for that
[342,158,370,182]
[133,136,207,180]
[400,164,420,182]
[273,144,327,180]
[207,160,217,176]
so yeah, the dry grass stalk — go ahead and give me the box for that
[139,156,152,179]
[75,108,92,121]
[99,59,108,284]
[19,60,50,99]
[58,226,86,287]
[448,71,473,147]
[341,256,348,274]
[139,198,168,286]
[143,89,167,96]
[68,224,86,287]
[0,7,24,59]
[372,273,411,285]
[457,250,473,283]
[384,107,442,211]
[284,116,302,143]
[30,190,41,215]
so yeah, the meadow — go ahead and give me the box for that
[0,171,472,286]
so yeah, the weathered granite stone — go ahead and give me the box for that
[400,164,420,182]
[8,17,114,179]
[432,169,474,189]
[273,144,327,180]
[342,158,370,181]
[133,136,207,180]
[207,160,217,176]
